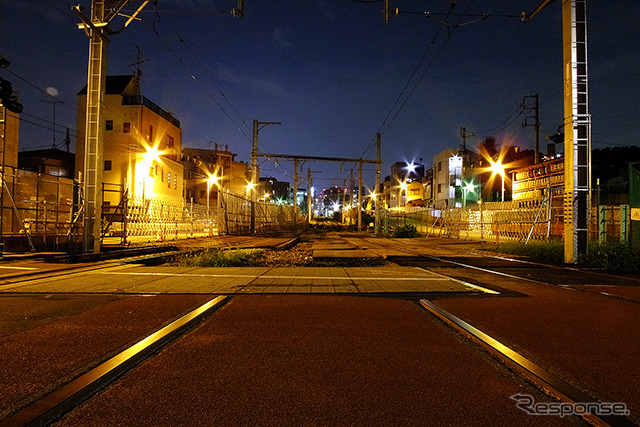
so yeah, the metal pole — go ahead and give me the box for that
[307,167,312,223]
[358,161,363,230]
[562,0,590,263]
[374,133,382,234]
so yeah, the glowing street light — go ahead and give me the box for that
[206,173,220,213]
[400,181,408,208]
[245,181,255,196]
[490,160,506,202]
[462,181,476,207]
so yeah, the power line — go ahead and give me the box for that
[145,9,253,145]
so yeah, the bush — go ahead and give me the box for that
[578,242,640,272]
[392,224,420,238]
[491,240,564,264]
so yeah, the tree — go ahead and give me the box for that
[478,136,498,158]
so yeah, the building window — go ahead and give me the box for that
[174,174,177,189]
[166,135,174,148]
[161,167,164,182]
[106,120,113,131]
[148,124,153,141]
[168,172,171,188]
[438,184,442,194]
[437,161,442,172]
[123,122,130,133]
[104,160,112,171]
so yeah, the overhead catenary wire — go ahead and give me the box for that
[374,1,483,142]
[145,10,253,145]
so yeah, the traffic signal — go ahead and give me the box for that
[0,77,23,114]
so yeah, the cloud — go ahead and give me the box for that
[215,63,287,98]
[272,28,292,49]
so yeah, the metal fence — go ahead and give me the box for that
[0,168,304,252]
[0,166,81,252]
[103,190,304,245]
[384,193,632,244]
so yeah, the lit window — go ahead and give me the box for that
[174,174,177,189]
[168,172,171,188]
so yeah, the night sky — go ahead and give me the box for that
[1,1,638,188]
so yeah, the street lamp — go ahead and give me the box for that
[206,173,220,214]
[462,181,476,207]
[400,181,408,208]
[490,161,505,202]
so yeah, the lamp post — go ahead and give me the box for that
[490,161,505,202]
[462,181,475,208]
[400,181,408,209]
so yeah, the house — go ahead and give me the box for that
[18,148,75,178]
[182,145,249,205]
[75,75,183,206]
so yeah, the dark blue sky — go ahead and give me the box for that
[1,1,639,188]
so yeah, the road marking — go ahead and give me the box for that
[0,266,38,270]
[94,271,453,281]
[413,267,500,294]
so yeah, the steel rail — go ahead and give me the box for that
[420,299,636,427]
[1,295,228,427]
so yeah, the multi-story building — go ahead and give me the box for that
[383,161,427,208]
[75,75,183,206]
[511,158,564,201]
[182,145,249,205]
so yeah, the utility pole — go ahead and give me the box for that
[523,0,590,264]
[293,158,299,232]
[375,133,381,234]
[459,127,475,153]
[358,161,363,231]
[73,0,148,253]
[251,119,280,233]
[522,93,541,164]
[307,167,312,223]
[562,0,590,263]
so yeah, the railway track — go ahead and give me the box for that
[0,235,637,425]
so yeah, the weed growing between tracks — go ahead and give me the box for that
[169,241,387,267]
[173,248,264,267]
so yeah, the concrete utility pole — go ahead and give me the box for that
[73,0,149,253]
[307,168,312,223]
[523,0,590,264]
[562,0,590,263]
[251,119,280,233]
[522,93,541,164]
[375,133,381,234]
[358,161,363,230]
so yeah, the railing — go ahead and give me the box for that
[383,195,632,244]
[0,166,81,252]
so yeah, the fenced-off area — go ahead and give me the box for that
[384,194,633,245]
[1,165,635,252]
[102,190,304,245]
[0,168,303,252]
